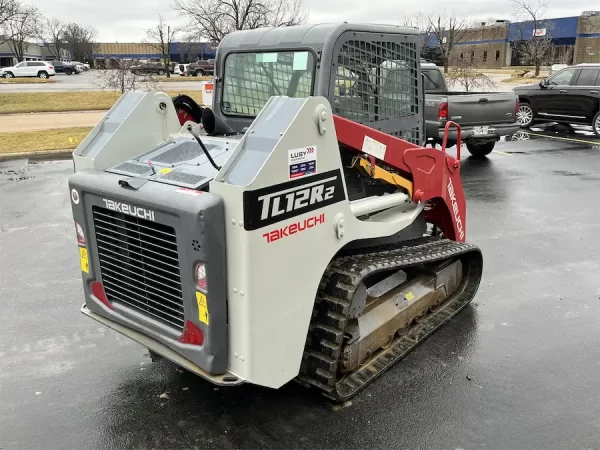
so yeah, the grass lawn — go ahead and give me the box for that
[0,90,204,114]
[0,78,57,84]
[0,126,94,154]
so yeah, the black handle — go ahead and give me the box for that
[591,90,599,94]
[478,98,488,103]
[560,90,567,93]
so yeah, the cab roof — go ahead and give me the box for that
[216,23,420,54]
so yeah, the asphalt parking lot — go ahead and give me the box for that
[1,127,600,449]
[0,70,206,93]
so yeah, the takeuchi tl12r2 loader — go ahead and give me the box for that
[68,23,483,401]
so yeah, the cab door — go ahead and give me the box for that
[568,67,600,121]
[12,61,29,76]
[535,67,577,118]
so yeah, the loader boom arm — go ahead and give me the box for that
[333,114,467,242]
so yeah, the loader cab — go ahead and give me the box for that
[211,23,424,146]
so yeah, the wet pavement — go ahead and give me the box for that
[1,128,600,449]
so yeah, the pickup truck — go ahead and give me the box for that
[48,60,83,75]
[422,62,520,157]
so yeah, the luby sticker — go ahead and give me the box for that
[288,145,317,179]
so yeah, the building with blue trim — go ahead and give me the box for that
[91,41,217,68]
[421,11,600,68]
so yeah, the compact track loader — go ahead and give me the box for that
[68,23,483,401]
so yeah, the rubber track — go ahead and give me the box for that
[298,236,483,401]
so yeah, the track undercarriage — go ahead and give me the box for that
[299,236,483,401]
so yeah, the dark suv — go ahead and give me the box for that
[50,60,81,75]
[513,63,600,137]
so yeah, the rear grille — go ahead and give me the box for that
[92,206,185,332]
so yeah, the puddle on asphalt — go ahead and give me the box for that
[498,123,600,152]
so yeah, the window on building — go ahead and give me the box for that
[495,50,500,61]
[470,51,475,62]
[483,51,488,62]
[460,52,464,60]
[575,68,600,86]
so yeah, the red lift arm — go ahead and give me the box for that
[332,115,467,242]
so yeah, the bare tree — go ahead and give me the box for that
[94,59,160,94]
[402,13,434,56]
[172,0,308,44]
[427,14,471,73]
[446,46,496,91]
[34,17,66,59]
[0,0,18,43]
[1,2,40,62]
[145,15,179,78]
[510,0,553,76]
[63,23,97,63]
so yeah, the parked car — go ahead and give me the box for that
[49,60,82,75]
[187,59,215,76]
[178,63,191,76]
[421,62,521,157]
[72,61,90,71]
[0,61,56,79]
[513,63,600,137]
[130,62,169,76]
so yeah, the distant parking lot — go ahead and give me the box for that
[0,70,208,93]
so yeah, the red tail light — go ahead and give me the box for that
[195,263,207,290]
[438,102,448,121]
[75,220,85,244]
[91,281,114,310]
[179,320,204,345]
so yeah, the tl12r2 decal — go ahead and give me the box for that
[243,169,346,231]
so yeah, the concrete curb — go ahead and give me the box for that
[0,149,73,162]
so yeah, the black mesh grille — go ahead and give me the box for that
[333,38,422,145]
[160,171,206,185]
[113,162,152,175]
[92,206,184,331]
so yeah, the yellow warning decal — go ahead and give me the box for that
[79,247,89,273]
[159,168,173,174]
[405,291,415,301]
[196,291,209,325]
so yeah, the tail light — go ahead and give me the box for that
[179,320,204,345]
[438,102,448,121]
[195,263,207,290]
[48,66,53,69]
[515,98,520,116]
[75,220,85,244]
[91,281,114,310]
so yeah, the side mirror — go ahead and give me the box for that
[539,79,548,88]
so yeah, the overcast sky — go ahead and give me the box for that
[27,0,600,42]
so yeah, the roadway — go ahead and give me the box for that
[1,126,600,449]
[0,70,208,93]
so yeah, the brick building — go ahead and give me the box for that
[423,11,600,69]
[91,42,216,68]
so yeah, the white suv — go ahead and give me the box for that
[0,61,56,79]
